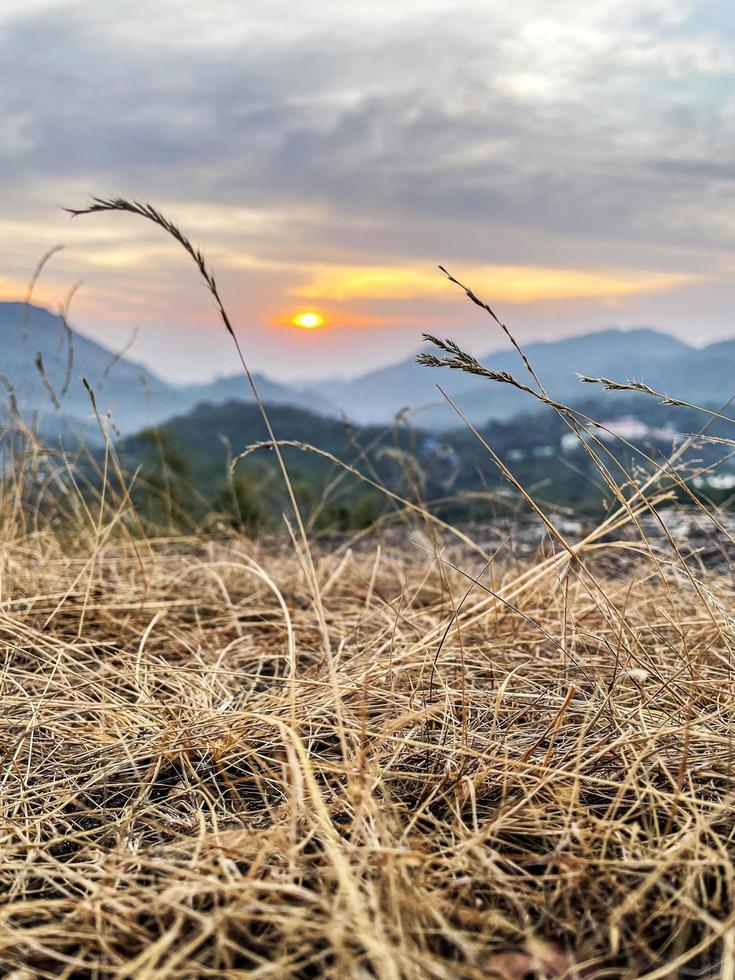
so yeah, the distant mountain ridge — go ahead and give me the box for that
[0,301,336,439]
[299,327,698,427]
[1,301,732,438]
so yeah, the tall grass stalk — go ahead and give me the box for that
[67,197,332,669]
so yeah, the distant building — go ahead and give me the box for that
[561,416,681,453]
[706,473,735,490]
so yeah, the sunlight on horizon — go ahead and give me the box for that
[291,310,325,330]
[295,263,704,305]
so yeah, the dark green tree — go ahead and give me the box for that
[213,472,265,534]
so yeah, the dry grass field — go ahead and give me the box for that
[2,200,735,977]
[2,448,735,978]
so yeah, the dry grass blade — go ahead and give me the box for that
[418,334,539,399]
[66,196,332,657]
[34,351,61,410]
[438,265,547,394]
[21,243,64,344]
[578,373,735,425]
[58,279,82,399]
[102,325,139,381]
[67,198,224,327]
[578,374,662,397]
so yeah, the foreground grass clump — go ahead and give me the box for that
[3,196,732,975]
[1,505,734,978]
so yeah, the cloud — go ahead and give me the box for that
[0,0,734,379]
[296,263,703,304]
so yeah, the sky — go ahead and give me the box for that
[1,0,734,383]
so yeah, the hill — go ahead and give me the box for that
[0,302,335,439]
[300,327,697,426]
[5,303,734,439]
[0,301,178,438]
[116,391,735,530]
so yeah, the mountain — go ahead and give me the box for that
[300,327,696,428]
[3,302,734,440]
[115,391,735,529]
[0,301,178,438]
[184,373,335,418]
[0,302,335,439]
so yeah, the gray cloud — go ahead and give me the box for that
[1,0,734,379]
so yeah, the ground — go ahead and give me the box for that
[1,502,734,978]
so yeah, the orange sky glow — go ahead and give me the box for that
[0,246,718,383]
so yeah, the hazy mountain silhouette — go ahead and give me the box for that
[303,327,697,427]
[0,302,335,439]
[183,373,335,418]
[2,303,731,439]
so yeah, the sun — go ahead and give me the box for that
[291,310,324,330]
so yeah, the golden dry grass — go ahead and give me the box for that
[1,481,735,978]
[3,196,733,977]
